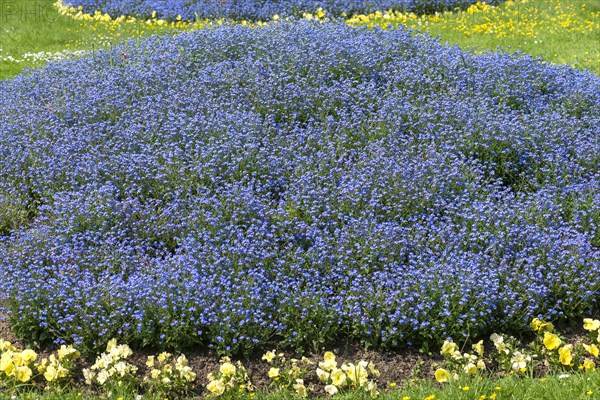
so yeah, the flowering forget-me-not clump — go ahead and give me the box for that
[0,21,599,355]
[67,0,492,21]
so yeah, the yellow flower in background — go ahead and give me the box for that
[0,340,16,352]
[531,318,554,333]
[424,395,436,400]
[207,379,225,396]
[14,366,32,382]
[582,358,595,371]
[324,351,336,362]
[157,352,171,363]
[543,332,561,350]
[44,364,58,381]
[583,318,600,331]
[331,368,347,387]
[220,362,236,377]
[106,338,117,352]
[324,384,338,395]
[316,368,330,382]
[464,363,478,375]
[319,358,337,372]
[477,359,486,370]
[262,351,276,363]
[510,351,530,372]
[293,378,308,398]
[473,340,484,356]
[583,343,599,357]
[146,356,155,368]
[559,345,573,366]
[268,367,280,378]
[434,368,451,383]
[57,345,79,360]
[440,340,458,356]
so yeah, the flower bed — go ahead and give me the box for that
[64,0,493,21]
[0,21,599,355]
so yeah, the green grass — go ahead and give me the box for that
[1,369,600,399]
[1,0,599,80]
[349,0,600,74]
[0,0,190,79]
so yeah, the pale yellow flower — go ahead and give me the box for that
[268,367,280,378]
[319,358,337,372]
[477,359,486,370]
[157,352,171,363]
[324,351,336,362]
[530,318,554,333]
[331,368,347,387]
[510,351,530,372]
[57,345,79,360]
[83,368,94,385]
[97,369,110,385]
[472,340,484,356]
[106,338,118,352]
[464,363,478,375]
[293,379,308,398]
[44,364,58,381]
[220,362,236,377]
[434,368,451,383]
[207,379,225,396]
[14,366,32,382]
[441,340,458,356]
[146,356,155,368]
[324,384,338,395]
[262,351,276,363]
[316,368,330,382]
[583,319,600,331]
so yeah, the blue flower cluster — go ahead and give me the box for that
[69,0,486,21]
[1,22,599,354]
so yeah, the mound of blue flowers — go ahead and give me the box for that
[1,21,599,354]
[70,0,487,21]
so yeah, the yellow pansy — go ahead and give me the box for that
[57,345,79,360]
[261,350,276,363]
[220,362,236,377]
[582,358,595,371]
[583,319,600,331]
[331,368,347,387]
[324,384,338,395]
[583,343,599,357]
[472,340,484,356]
[559,345,573,366]
[434,368,451,383]
[440,340,458,356]
[207,379,225,396]
[146,356,155,368]
[530,318,554,333]
[316,368,330,382]
[14,366,32,382]
[324,351,336,361]
[157,352,171,363]
[44,364,58,381]
[464,363,478,375]
[543,332,561,350]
